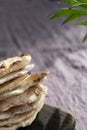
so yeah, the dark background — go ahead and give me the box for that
[0,0,87,130]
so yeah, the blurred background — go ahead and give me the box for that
[0,0,87,130]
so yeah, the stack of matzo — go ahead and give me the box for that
[0,54,48,130]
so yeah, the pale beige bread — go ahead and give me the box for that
[0,64,34,85]
[0,113,37,130]
[0,54,48,130]
[0,85,47,112]
[0,96,44,126]
[0,113,36,130]
[0,99,44,130]
[0,72,48,100]
[0,75,28,94]
[0,89,46,120]
[0,97,44,127]
[0,54,31,78]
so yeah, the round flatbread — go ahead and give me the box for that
[0,85,47,112]
[0,97,44,129]
[0,92,45,120]
[0,54,31,78]
[0,72,48,100]
[0,64,34,85]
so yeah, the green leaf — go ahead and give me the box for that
[64,0,79,5]
[82,34,87,42]
[78,5,87,11]
[62,13,87,25]
[70,3,87,8]
[50,0,87,42]
[64,0,87,4]
[64,0,87,11]
[71,3,87,10]
[79,0,87,3]
[76,21,87,26]
[50,8,84,19]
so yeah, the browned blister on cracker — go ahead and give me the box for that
[0,54,31,78]
[0,64,34,85]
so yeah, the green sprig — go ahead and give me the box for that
[50,0,87,42]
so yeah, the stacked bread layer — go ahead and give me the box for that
[0,55,48,130]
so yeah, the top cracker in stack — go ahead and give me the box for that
[0,54,48,130]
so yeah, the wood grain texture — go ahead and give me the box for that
[0,0,87,130]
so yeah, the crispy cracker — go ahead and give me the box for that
[0,54,31,78]
[0,92,45,120]
[0,97,44,128]
[0,64,34,85]
[0,85,47,112]
[0,72,48,100]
